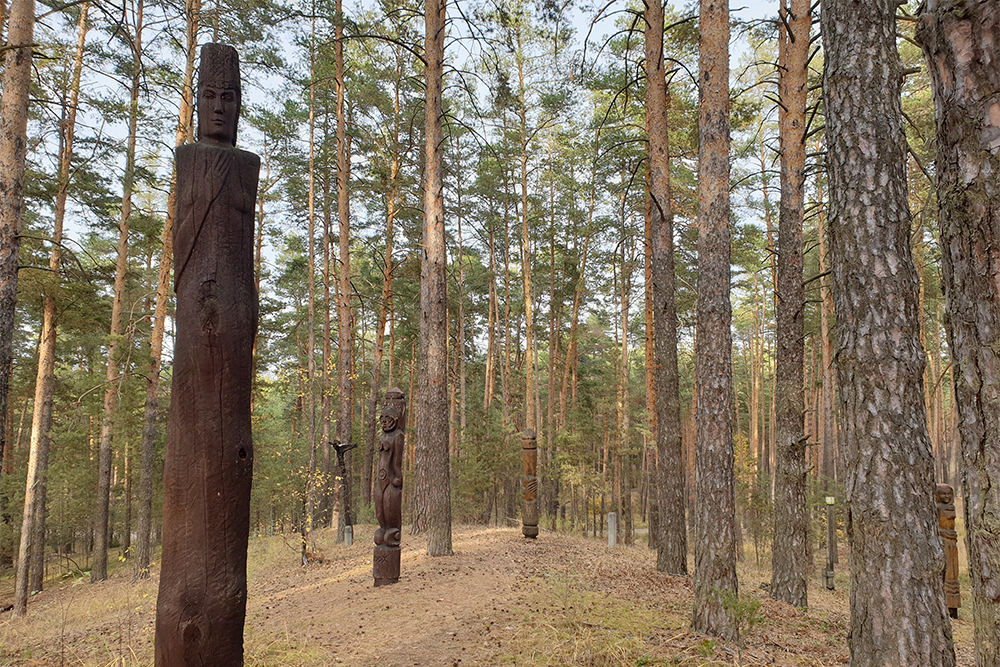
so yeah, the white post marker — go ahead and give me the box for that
[824,496,835,590]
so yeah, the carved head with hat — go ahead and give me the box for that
[197,43,242,147]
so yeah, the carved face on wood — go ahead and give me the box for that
[198,85,240,147]
[936,484,954,505]
[380,389,406,432]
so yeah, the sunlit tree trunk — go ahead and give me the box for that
[412,0,453,556]
[824,1,956,663]
[456,141,467,452]
[304,7,318,558]
[363,66,400,507]
[559,129,597,430]
[0,0,34,506]
[646,0,685,574]
[816,180,837,483]
[136,0,197,582]
[17,2,89,601]
[319,147,333,526]
[335,0,354,542]
[693,0,738,640]
[770,0,810,610]
[617,218,633,546]
[483,210,497,412]
[94,0,144,582]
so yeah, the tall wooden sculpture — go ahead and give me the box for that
[155,43,260,666]
[936,483,961,618]
[522,429,538,538]
[374,388,405,586]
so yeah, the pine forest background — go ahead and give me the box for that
[0,0,950,582]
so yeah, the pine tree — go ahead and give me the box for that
[823,0,955,663]
[692,0,738,640]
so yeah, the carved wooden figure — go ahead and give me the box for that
[155,43,260,666]
[522,429,539,538]
[374,388,405,586]
[936,483,961,618]
[331,440,357,538]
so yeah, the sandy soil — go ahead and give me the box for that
[0,524,977,666]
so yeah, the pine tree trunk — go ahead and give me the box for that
[823,1,956,663]
[646,0,685,572]
[456,155,467,453]
[560,142,595,431]
[15,2,89,604]
[95,1,143,582]
[618,232,632,546]
[0,0,34,501]
[693,0,738,640]
[363,148,397,508]
[304,10,318,556]
[137,0,196,581]
[320,161,333,527]
[644,186,657,550]
[335,0,354,542]
[484,216,497,412]
[412,0,452,556]
[517,28,535,435]
[917,3,1000,663]
[770,0,809,610]
[817,182,837,483]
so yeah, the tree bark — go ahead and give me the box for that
[15,1,89,604]
[617,227,632,546]
[816,181,837,483]
[136,0,197,581]
[0,0,34,505]
[770,0,809,610]
[363,105,398,508]
[335,0,354,542]
[646,0,686,574]
[644,183,656,550]
[692,0,738,640]
[94,0,143,582]
[517,25,535,435]
[412,0,452,556]
[822,1,956,664]
[305,7,319,557]
[917,3,1000,664]
[320,150,333,527]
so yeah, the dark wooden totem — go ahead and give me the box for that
[155,43,260,666]
[374,388,406,586]
[936,483,961,618]
[522,429,538,538]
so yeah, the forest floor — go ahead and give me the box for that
[0,523,977,666]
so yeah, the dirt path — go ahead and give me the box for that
[0,524,977,665]
[249,525,550,666]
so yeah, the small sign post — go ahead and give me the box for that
[824,496,836,590]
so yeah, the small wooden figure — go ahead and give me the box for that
[332,440,357,542]
[374,388,405,586]
[936,483,961,618]
[522,429,539,538]
[156,43,260,666]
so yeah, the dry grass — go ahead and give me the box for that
[0,524,978,666]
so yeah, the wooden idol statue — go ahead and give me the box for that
[521,429,539,538]
[374,388,405,586]
[156,43,261,666]
[936,483,961,618]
